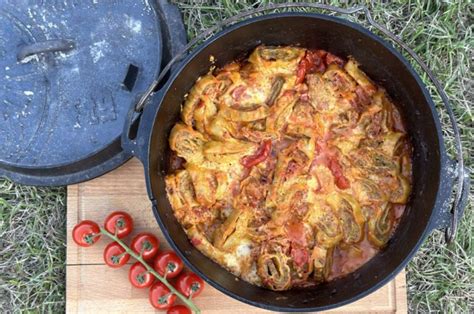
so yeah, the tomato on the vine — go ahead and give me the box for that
[128,262,154,288]
[175,272,205,298]
[104,211,133,238]
[72,220,101,247]
[131,233,160,261]
[154,251,184,279]
[103,242,130,268]
[167,305,191,314]
[149,282,176,310]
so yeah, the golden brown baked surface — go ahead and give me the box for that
[165,46,412,290]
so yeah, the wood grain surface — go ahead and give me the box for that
[66,158,407,313]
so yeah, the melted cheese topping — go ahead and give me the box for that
[165,46,412,290]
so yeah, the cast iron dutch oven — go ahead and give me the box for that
[122,7,470,312]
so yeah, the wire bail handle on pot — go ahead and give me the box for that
[134,3,469,244]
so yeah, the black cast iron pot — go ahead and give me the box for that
[122,11,469,312]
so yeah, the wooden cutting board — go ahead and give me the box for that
[66,158,408,313]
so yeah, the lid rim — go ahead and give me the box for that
[0,148,133,186]
[0,0,187,186]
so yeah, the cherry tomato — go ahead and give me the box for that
[72,220,101,247]
[175,272,205,298]
[149,282,176,310]
[154,251,184,279]
[167,305,191,314]
[131,233,160,261]
[103,242,130,268]
[128,262,154,288]
[241,140,272,168]
[104,211,133,238]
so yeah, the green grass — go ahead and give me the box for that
[0,0,472,313]
[0,183,66,312]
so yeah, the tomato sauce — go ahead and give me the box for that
[329,232,378,280]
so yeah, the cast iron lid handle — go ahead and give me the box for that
[17,39,75,62]
[134,3,468,243]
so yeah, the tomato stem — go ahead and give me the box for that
[116,251,128,259]
[159,292,173,305]
[142,240,153,251]
[136,272,146,284]
[99,227,201,313]
[139,245,146,259]
[84,233,101,244]
[115,218,125,229]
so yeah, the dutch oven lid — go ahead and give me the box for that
[0,0,186,185]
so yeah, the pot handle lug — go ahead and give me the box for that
[121,0,185,161]
[431,159,470,243]
[445,163,470,243]
[121,89,164,164]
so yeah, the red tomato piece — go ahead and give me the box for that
[129,262,154,289]
[103,242,130,268]
[154,251,184,279]
[167,305,191,314]
[131,233,160,261]
[296,50,328,84]
[175,273,205,298]
[328,158,350,189]
[104,211,133,238]
[149,282,176,310]
[241,140,272,168]
[296,56,310,84]
[72,220,101,247]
